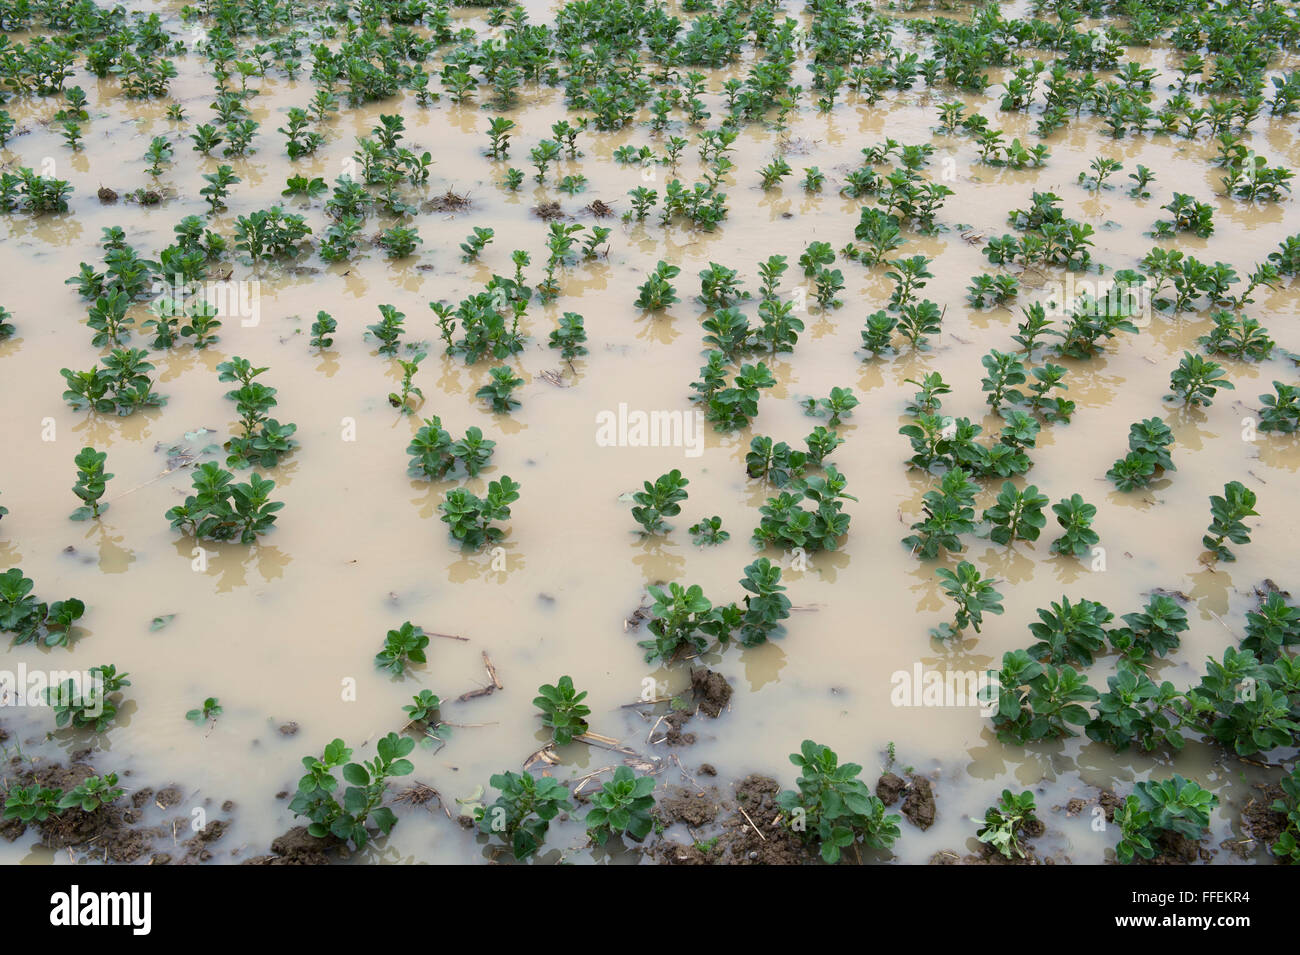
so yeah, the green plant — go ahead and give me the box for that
[1259,382,1300,433]
[638,582,719,663]
[477,771,573,860]
[403,690,442,726]
[289,734,414,849]
[1167,352,1233,406]
[1268,768,1300,864]
[309,311,337,349]
[548,313,587,362]
[3,785,61,823]
[585,767,656,846]
[533,676,590,746]
[389,353,425,415]
[186,697,223,723]
[1202,481,1257,561]
[631,470,689,535]
[689,516,729,546]
[776,740,901,863]
[56,773,124,813]
[378,225,422,259]
[1109,595,1190,661]
[1115,776,1217,864]
[635,261,681,311]
[984,650,1098,745]
[475,366,523,414]
[165,463,282,543]
[1241,592,1300,662]
[375,622,429,675]
[983,482,1048,545]
[45,664,131,733]
[61,349,165,416]
[440,477,520,548]
[1028,596,1113,666]
[975,790,1040,859]
[1085,663,1184,753]
[803,387,858,426]
[1051,494,1099,558]
[367,304,406,355]
[70,447,112,521]
[460,226,495,262]
[903,468,977,560]
[932,561,1004,639]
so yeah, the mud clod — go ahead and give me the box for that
[690,667,732,718]
[901,776,936,830]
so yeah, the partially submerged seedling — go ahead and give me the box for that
[974,789,1040,860]
[533,675,590,746]
[585,767,656,846]
[70,447,112,521]
[186,697,223,724]
[630,469,689,535]
[1202,480,1257,562]
[375,622,429,675]
[477,771,572,861]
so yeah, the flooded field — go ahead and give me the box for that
[1,0,1298,865]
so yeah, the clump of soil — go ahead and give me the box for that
[533,201,564,220]
[97,186,118,202]
[652,774,808,866]
[656,786,721,828]
[242,826,340,865]
[690,667,731,718]
[1241,781,1287,850]
[876,773,906,806]
[901,775,936,830]
[126,188,161,205]
[424,189,471,212]
[661,708,696,745]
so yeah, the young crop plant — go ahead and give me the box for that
[439,476,520,548]
[548,313,587,364]
[367,304,406,355]
[903,468,978,560]
[1269,768,1300,864]
[186,697,223,724]
[165,463,282,544]
[533,675,590,746]
[460,226,495,262]
[1050,494,1099,558]
[1202,481,1257,561]
[638,582,726,663]
[0,567,84,648]
[1167,352,1233,407]
[753,467,856,553]
[1114,776,1217,864]
[803,387,858,426]
[61,349,165,417]
[585,767,656,846]
[290,734,414,849]
[689,516,729,546]
[57,773,125,813]
[45,665,130,733]
[736,558,791,647]
[1241,591,1300,662]
[1108,595,1190,662]
[983,482,1049,545]
[375,622,429,675]
[777,740,901,863]
[477,771,573,861]
[3,785,62,824]
[932,561,1004,639]
[70,447,112,521]
[635,261,681,311]
[1108,418,1176,491]
[389,353,425,415]
[1085,663,1184,753]
[631,470,689,535]
[1259,382,1300,433]
[1027,596,1114,667]
[309,312,337,349]
[975,790,1041,860]
[983,650,1098,745]
[475,366,523,414]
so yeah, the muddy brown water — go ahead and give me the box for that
[1,1,1298,863]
